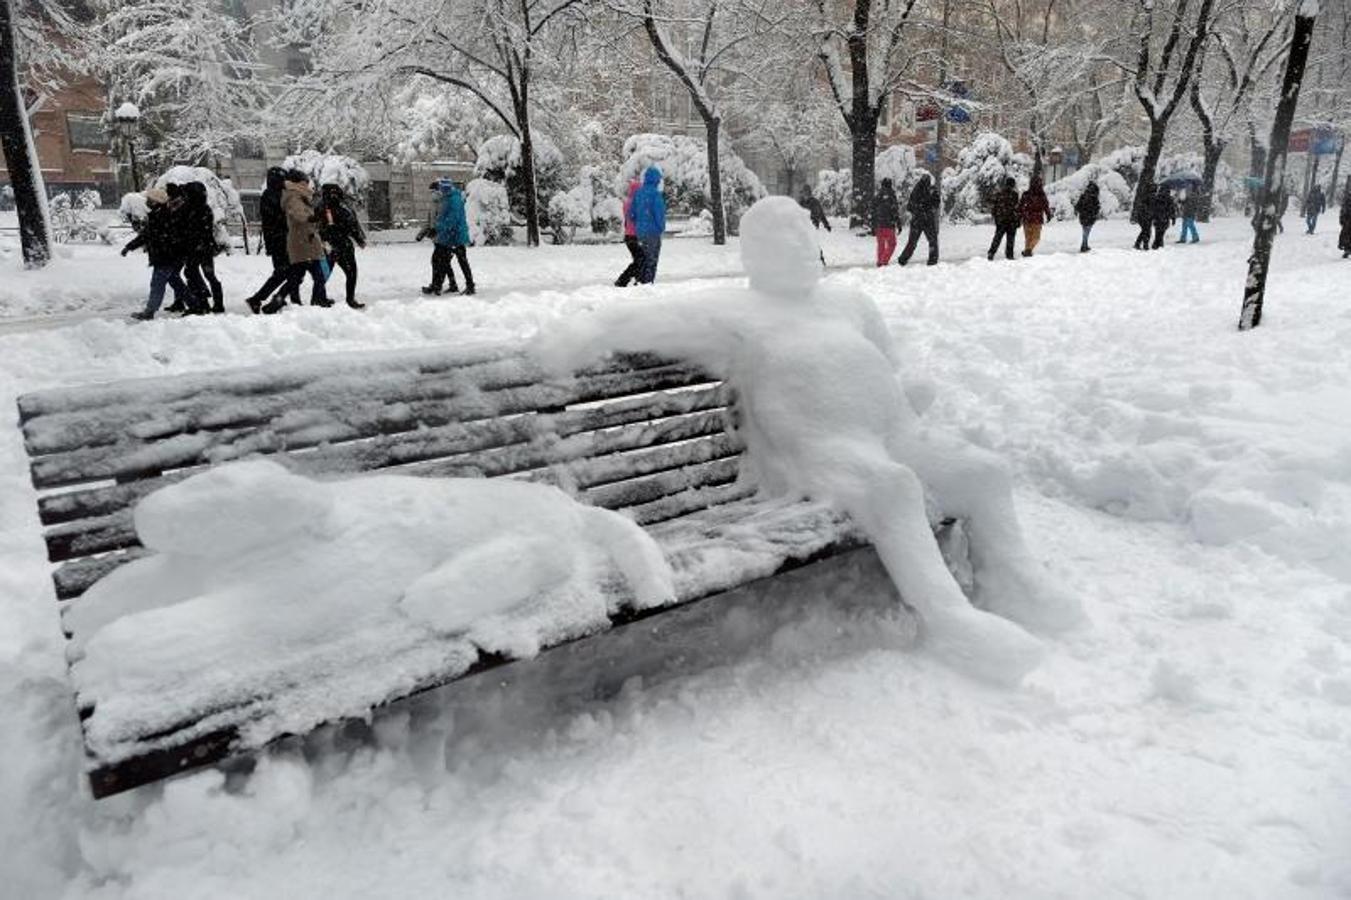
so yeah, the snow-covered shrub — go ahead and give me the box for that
[942,132,1031,221]
[393,90,494,163]
[474,134,567,226]
[814,168,852,217]
[617,133,766,227]
[1099,146,1145,188]
[153,166,244,246]
[119,191,149,226]
[281,150,370,201]
[875,145,917,188]
[1046,164,1133,220]
[49,190,109,243]
[465,177,512,245]
[547,165,623,243]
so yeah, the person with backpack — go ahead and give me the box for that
[1340,178,1351,258]
[1073,180,1101,253]
[897,172,940,266]
[1177,189,1202,243]
[873,177,900,266]
[1017,175,1052,257]
[262,169,330,311]
[988,177,1021,261]
[245,167,301,313]
[417,179,476,296]
[319,183,367,309]
[181,181,225,314]
[121,187,192,321]
[614,177,645,287]
[631,166,667,284]
[1304,183,1327,234]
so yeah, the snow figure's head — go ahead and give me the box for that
[739,196,820,299]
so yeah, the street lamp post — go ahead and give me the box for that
[112,102,141,191]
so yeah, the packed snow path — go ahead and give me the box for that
[2,217,1349,898]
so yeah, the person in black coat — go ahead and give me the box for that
[798,186,830,266]
[987,177,1020,260]
[319,183,367,309]
[873,178,901,266]
[897,172,940,266]
[1149,187,1176,249]
[181,181,225,313]
[1073,180,1101,253]
[1340,177,1351,258]
[244,167,302,313]
[1304,183,1327,234]
[121,187,191,320]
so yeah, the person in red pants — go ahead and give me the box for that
[874,178,900,266]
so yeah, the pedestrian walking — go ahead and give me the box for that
[417,179,476,296]
[181,181,225,313]
[319,183,367,309]
[615,177,644,286]
[263,170,330,311]
[799,185,831,267]
[1177,189,1202,243]
[1340,178,1351,258]
[245,167,301,313]
[897,172,940,266]
[158,183,201,313]
[1276,186,1289,233]
[1149,187,1177,249]
[631,166,666,284]
[1304,183,1326,234]
[874,177,900,266]
[1017,175,1051,257]
[121,187,191,321]
[1073,180,1101,253]
[988,177,1020,260]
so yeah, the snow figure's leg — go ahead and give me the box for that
[809,444,1042,685]
[894,432,1083,633]
[399,535,574,634]
[580,506,676,610]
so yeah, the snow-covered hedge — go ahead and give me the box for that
[1046,164,1133,221]
[617,133,765,229]
[942,132,1031,222]
[474,134,568,228]
[465,178,512,246]
[281,151,370,201]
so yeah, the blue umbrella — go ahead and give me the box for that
[1161,172,1202,189]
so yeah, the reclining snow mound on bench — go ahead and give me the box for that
[17,341,886,799]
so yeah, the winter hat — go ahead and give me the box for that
[144,187,169,205]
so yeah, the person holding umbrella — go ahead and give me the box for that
[1177,189,1203,243]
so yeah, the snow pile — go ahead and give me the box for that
[617,133,766,224]
[464,177,512,245]
[1046,164,1133,220]
[280,151,370,200]
[942,132,1031,221]
[65,459,675,742]
[535,197,1080,684]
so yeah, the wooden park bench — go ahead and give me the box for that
[17,342,950,799]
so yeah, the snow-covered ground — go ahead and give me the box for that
[3,216,1350,898]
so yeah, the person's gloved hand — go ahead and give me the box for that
[120,247,129,257]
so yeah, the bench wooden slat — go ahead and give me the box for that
[37,384,733,526]
[29,364,715,489]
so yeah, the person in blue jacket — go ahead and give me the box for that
[631,166,666,284]
[417,179,475,295]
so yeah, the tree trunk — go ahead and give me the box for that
[1131,124,1169,225]
[515,100,541,248]
[0,0,51,268]
[1199,141,1225,222]
[1240,9,1318,332]
[850,118,876,230]
[704,116,726,244]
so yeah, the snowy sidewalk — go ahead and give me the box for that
[2,215,1349,898]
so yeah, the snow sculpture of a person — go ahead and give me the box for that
[67,461,677,691]
[536,196,1081,684]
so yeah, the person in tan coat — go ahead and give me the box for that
[263,170,331,312]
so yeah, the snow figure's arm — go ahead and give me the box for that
[531,294,751,378]
[581,506,676,610]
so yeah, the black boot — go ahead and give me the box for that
[245,294,262,314]
[260,296,286,314]
[347,298,365,309]
[463,285,476,296]
[421,285,441,296]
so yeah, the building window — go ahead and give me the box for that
[66,113,108,152]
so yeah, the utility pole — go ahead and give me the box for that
[932,0,952,178]
[1240,5,1319,332]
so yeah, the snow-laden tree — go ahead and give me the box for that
[625,0,788,244]
[729,65,848,199]
[1045,163,1133,220]
[1189,3,1293,218]
[465,177,513,245]
[95,0,270,167]
[815,167,852,215]
[809,0,930,227]
[392,86,499,163]
[475,133,568,229]
[941,131,1031,221]
[1114,0,1221,223]
[280,150,371,200]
